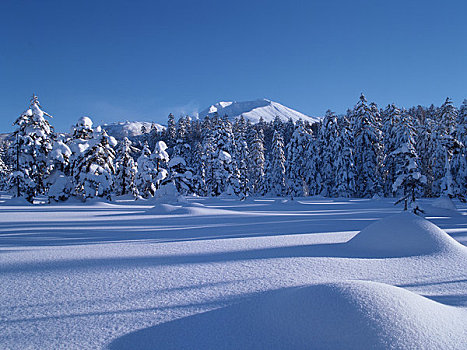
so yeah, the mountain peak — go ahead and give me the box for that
[198,99,320,124]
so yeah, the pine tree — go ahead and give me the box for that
[153,141,170,190]
[267,130,286,196]
[9,95,54,202]
[434,98,460,198]
[135,141,156,198]
[166,113,177,146]
[168,139,194,195]
[351,94,383,198]
[249,129,266,195]
[233,116,250,198]
[392,112,426,213]
[46,137,73,202]
[452,100,467,199]
[73,127,117,200]
[0,143,10,190]
[381,104,402,196]
[334,114,356,197]
[114,137,139,197]
[320,111,340,197]
[305,127,322,196]
[285,121,309,197]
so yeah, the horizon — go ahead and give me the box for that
[1,0,467,132]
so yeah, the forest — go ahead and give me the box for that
[0,94,466,210]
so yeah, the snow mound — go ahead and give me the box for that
[109,280,467,350]
[346,212,466,257]
[198,98,321,124]
[0,197,32,206]
[144,202,239,216]
[422,196,462,217]
[432,196,458,211]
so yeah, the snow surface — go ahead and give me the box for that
[0,196,466,349]
[198,99,321,124]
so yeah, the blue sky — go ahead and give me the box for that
[1,0,466,132]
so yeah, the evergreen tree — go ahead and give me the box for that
[9,95,54,202]
[452,100,467,199]
[73,128,117,200]
[168,139,194,195]
[381,104,402,196]
[334,115,356,197]
[0,143,10,190]
[135,141,156,197]
[351,94,383,197]
[285,121,309,197]
[434,98,460,198]
[46,137,73,202]
[114,137,139,197]
[153,141,170,190]
[166,113,177,146]
[267,130,286,196]
[392,112,426,213]
[320,111,340,197]
[249,129,266,195]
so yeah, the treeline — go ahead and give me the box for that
[0,94,466,208]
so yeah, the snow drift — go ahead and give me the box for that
[198,99,320,124]
[346,212,467,257]
[108,280,467,350]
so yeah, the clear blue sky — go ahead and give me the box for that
[1,0,466,132]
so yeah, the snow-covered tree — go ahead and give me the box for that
[391,112,426,213]
[285,121,309,197]
[72,124,117,201]
[433,98,460,198]
[114,137,139,197]
[0,143,10,190]
[166,113,177,146]
[135,142,156,198]
[267,130,286,196]
[9,95,54,202]
[334,114,356,197]
[233,116,250,198]
[351,94,383,197]
[168,139,193,195]
[153,140,170,190]
[249,129,266,195]
[46,137,73,202]
[452,100,467,199]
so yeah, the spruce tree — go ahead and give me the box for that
[285,121,309,197]
[114,137,139,197]
[267,130,286,196]
[351,94,383,198]
[392,112,426,213]
[249,129,266,195]
[73,127,117,200]
[135,142,156,198]
[9,95,54,202]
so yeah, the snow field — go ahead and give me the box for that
[0,197,466,349]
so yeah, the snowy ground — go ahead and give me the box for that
[0,195,466,349]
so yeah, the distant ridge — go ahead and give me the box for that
[198,98,321,124]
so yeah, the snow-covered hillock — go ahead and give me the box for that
[346,212,467,257]
[110,280,467,350]
[198,99,320,124]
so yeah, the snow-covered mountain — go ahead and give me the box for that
[198,99,320,124]
[100,121,165,139]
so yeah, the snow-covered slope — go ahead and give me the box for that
[198,99,320,124]
[100,121,165,139]
[112,280,467,350]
